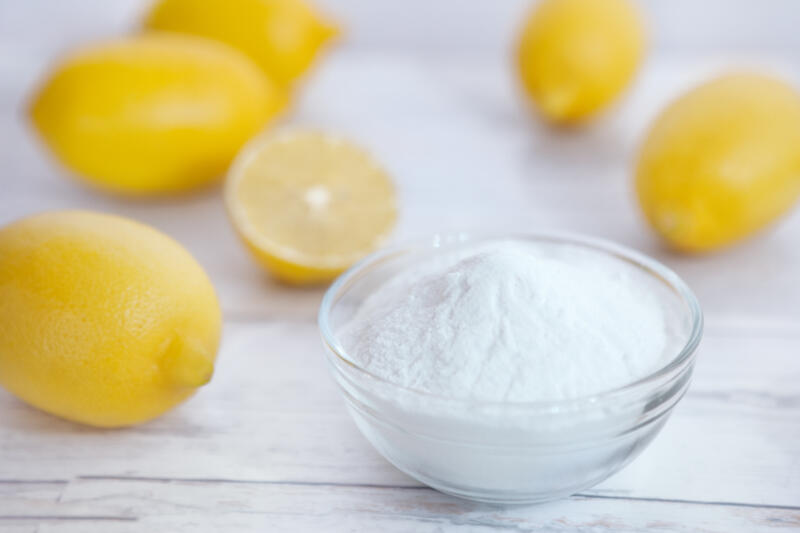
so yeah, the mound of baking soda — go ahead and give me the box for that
[342,240,669,402]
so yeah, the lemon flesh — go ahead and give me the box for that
[636,73,800,252]
[30,34,286,196]
[226,131,397,285]
[517,0,645,124]
[0,210,222,428]
[144,0,338,87]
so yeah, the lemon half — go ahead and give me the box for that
[225,131,397,284]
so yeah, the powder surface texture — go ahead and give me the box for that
[342,240,670,402]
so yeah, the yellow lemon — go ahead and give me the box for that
[30,34,286,196]
[636,73,800,252]
[0,210,222,428]
[517,0,645,124]
[225,131,397,285]
[144,0,338,87]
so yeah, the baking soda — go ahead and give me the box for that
[342,240,669,402]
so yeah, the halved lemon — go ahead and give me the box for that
[225,131,397,285]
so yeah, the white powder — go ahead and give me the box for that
[342,240,670,403]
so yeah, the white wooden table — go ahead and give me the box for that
[1,2,799,531]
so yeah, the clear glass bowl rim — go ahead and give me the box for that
[319,231,704,412]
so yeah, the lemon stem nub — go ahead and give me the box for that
[538,86,578,122]
[319,20,340,42]
[163,337,215,388]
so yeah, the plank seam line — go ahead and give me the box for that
[576,493,800,511]
[78,477,800,511]
[79,475,428,490]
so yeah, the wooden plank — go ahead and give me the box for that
[0,481,65,510]
[1,322,798,509]
[0,526,39,533]
[0,481,68,533]
[0,478,794,533]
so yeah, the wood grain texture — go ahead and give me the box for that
[1,478,799,533]
[1,322,799,531]
[1,1,800,531]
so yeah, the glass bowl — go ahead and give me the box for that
[319,233,703,504]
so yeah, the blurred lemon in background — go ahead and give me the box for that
[144,0,338,87]
[0,210,222,428]
[226,131,397,285]
[517,0,645,124]
[30,34,285,196]
[637,73,800,252]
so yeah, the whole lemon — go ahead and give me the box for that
[0,210,222,428]
[636,73,800,252]
[144,0,338,88]
[30,34,286,196]
[517,0,645,124]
